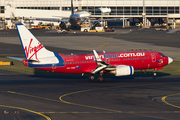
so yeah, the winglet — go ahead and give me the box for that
[93,50,102,62]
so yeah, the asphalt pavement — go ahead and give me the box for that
[0,27,180,120]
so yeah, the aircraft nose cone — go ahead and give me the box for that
[168,57,173,64]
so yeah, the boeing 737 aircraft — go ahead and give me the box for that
[13,23,173,81]
[39,0,128,27]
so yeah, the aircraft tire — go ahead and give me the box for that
[89,75,95,81]
[97,76,103,82]
[154,72,156,76]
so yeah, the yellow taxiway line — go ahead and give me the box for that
[162,93,180,109]
[0,104,51,120]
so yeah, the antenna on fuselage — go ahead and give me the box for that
[71,0,74,15]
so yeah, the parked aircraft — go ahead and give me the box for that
[52,0,90,26]
[13,23,173,81]
[42,0,128,27]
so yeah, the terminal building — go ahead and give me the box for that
[0,0,180,28]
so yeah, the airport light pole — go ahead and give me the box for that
[142,0,146,28]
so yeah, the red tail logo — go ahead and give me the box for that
[24,38,43,60]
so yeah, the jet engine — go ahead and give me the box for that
[110,65,134,76]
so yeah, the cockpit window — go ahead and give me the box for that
[160,54,166,57]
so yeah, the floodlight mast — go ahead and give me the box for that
[143,0,146,27]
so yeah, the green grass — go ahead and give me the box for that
[0,57,180,76]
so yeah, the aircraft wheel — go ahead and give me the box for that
[89,75,95,81]
[153,72,156,76]
[97,76,103,82]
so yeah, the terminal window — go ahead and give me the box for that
[0,6,4,13]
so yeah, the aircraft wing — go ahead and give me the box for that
[89,18,129,22]
[35,18,69,23]
[52,16,70,19]
[92,50,116,74]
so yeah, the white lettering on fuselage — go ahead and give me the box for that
[85,53,145,60]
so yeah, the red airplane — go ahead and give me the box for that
[11,23,173,81]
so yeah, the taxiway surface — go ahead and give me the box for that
[0,70,180,120]
[0,27,180,120]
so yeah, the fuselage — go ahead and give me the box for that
[25,51,170,74]
[69,11,90,26]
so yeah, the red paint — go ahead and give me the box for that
[24,38,43,60]
[33,51,169,74]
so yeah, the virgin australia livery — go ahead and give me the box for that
[14,23,173,81]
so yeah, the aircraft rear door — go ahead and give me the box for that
[52,60,56,69]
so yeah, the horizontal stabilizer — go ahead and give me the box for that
[7,56,25,61]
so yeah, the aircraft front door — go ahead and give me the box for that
[151,53,156,62]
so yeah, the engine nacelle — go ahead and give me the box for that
[110,65,134,76]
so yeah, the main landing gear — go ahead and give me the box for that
[89,74,104,82]
[89,74,95,81]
